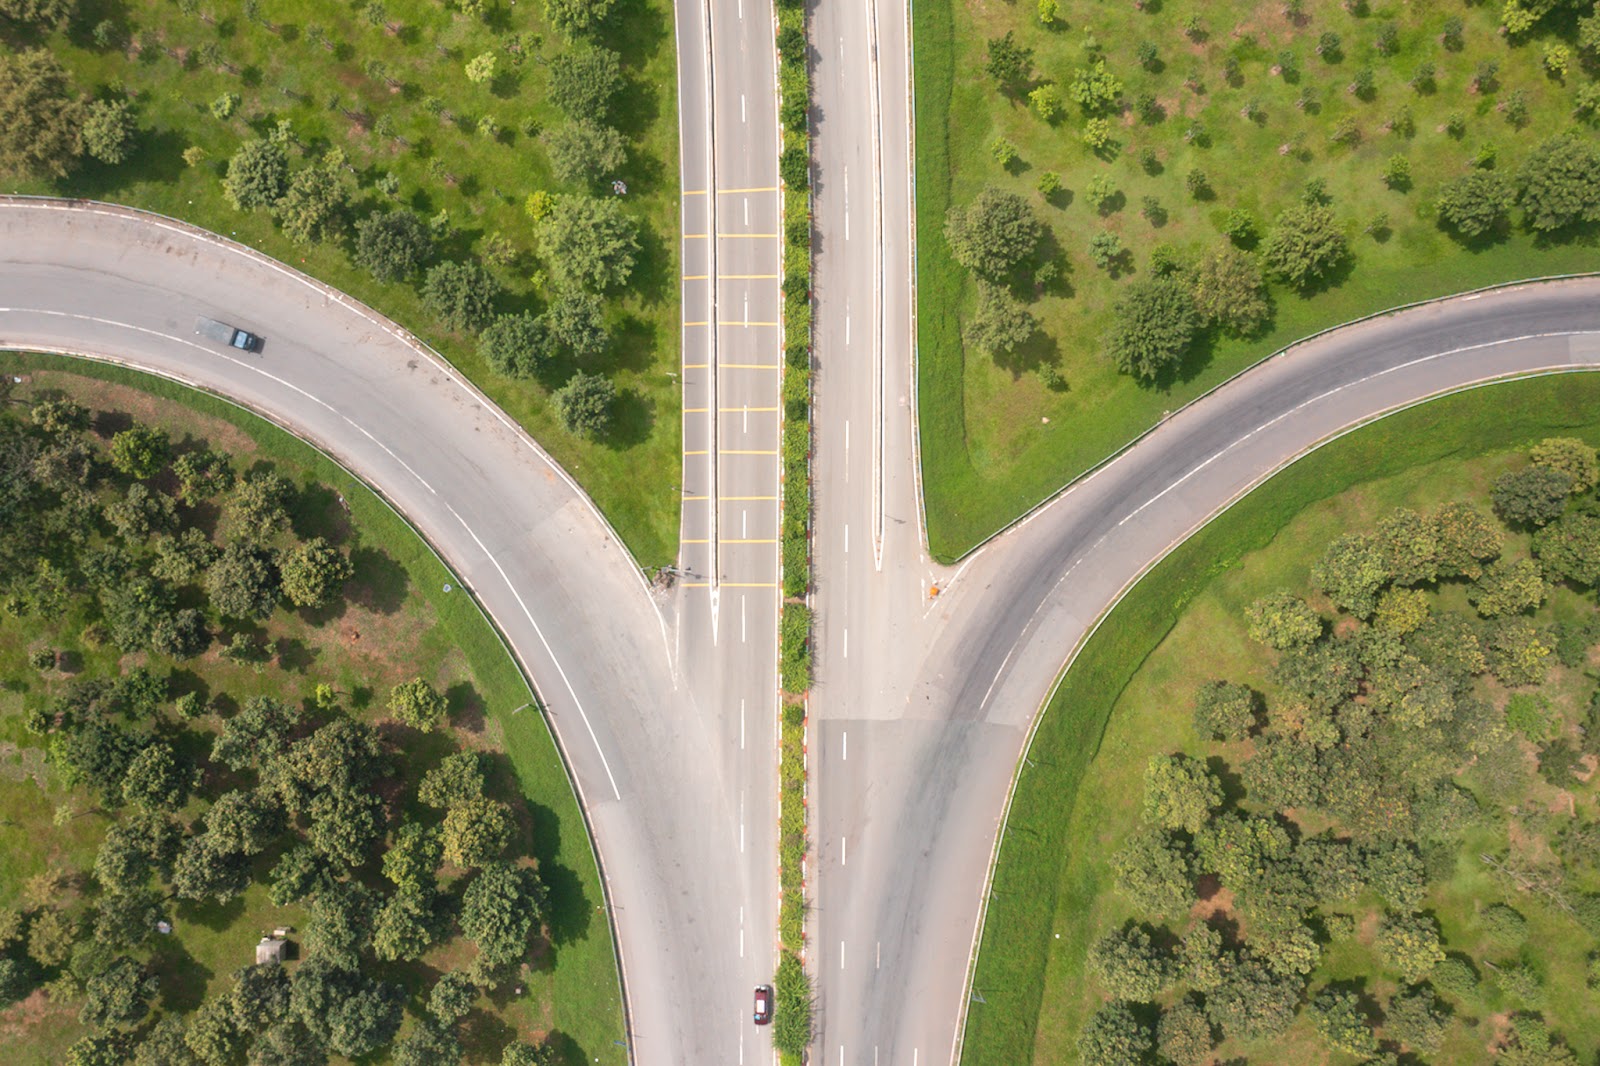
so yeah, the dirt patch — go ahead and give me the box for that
[0,988,75,1038]
[27,371,258,459]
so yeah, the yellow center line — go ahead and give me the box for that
[717,233,780,239]
[684,233,709,238]
[682,538,710,544]
[719,363,781,370]
[721,495,778,501]
[683,189,708,196]
[718,274,781,280]
[683,363,709,369]
[722,582,777,588]
[683,322,709,328]
[723,449,778,455]
[681,495,708,501]
[682,275,708,281]
[683,407,709,414]
[718,186,779,194]
[685,449,709,455]
[681,581,710,588]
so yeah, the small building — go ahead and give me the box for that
[256,936,287,966]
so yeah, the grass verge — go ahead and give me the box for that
[0,351,625,1064]
[959,370,1600,1066]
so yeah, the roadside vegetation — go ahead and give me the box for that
[775,0,814,1056]
[0,0,681,564]
[0,355,623,1065]
[917,0,1600,559]
[961,373,1600,1066]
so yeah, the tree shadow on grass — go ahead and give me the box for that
[602,387,654,450]
[625,219,673,308]
[461,1008,519,1061]
[992,323,1060,380]
[544,1030,597,1066]
[612,74,663,140]
[346,546,409,615]
[606,313,659,375]
[151,935,212,1014]
[597,0,669,70]
[445,680,485,736]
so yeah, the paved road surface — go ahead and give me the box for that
[673,0,785,1057]
[0,199,750,1066]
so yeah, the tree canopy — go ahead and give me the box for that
[0,49,84,179]
[944,186,1042,280]
[538,196,640,291]
[1107,276,1197,381]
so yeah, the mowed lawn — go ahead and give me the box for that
[0,354,625,1065]
[916,0,1600,559]
[9,0,682,565]
[961,372,1600,1066]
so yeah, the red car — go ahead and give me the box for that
[753,985,773,1025]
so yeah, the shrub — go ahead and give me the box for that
[1107,276,1196,381]
[422,260,499,332]
[1436,172,1514,239]
[1261,203,1347,290]
[943,186,1042,280]
[552,371,616,438]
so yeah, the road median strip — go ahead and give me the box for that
[774,0,817,1057]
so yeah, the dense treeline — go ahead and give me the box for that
[1080,437,1600,1065]
[0,392,555,1066]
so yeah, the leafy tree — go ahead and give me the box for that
[963,283,1035,357]
[548,46,623,123]
[1308,986,1378,1056]
[1480,902,1529,946]
[480,312,550,378]
[267,719,386,814]
[545,120,627,186]
[553,370,616,438]
[442,797,512,867]
[1531,437,1599,492]
[1193,680,1257,741]
[1107,276,1197,381]
[304,884,373,969]
[371,882,446,962]
[1468,557,1545,617]
[538,196,640,291]
[1109,828,1195,917]
[1312,532,1389,616]
[984,31,1033,93]
[0,0,76,27]
[326,980,404,1058]
[105,483,178,541]
[1376,911,1445,982]
[502,1044,555,1066]
[1386,983,1447,1053]
[1375,587,1430,635]
[1246,591,1322,649]
[383,821,442,889]
[1241,736,1322,810]
[0,49,84,179]
[228,470,294,532]
[66,1036,126,1066]
[1433,502,1503,579]
[1142,754,1222,833]
[460,861,543,965]
[423,260,501,332]
[121,742,189,811]
[131,1018,195,1066]
[1190,244,1269,336]
[1488,617,1553,687]
[1196,813,1293,890]
[1076,1001,1151,1066]
[1262,203,1347,290]
[394,1019,463,1066]
[420,752,485,808]
[1534,512,1600,587]
[229,961,291,1030]
[943,186,1042,281]
[1374,507,1440,586]
[1155,996,1212,1066]
[305,785,384,866]
[213,695,300,772]
[79,955,156,1029]
[429,970,478,1024]
[224,139,291,211]
[275,161,350,244]
[354,209,431,282]
[185,996,243,1065]
[544,289,609,359]
[95,824,152,894]
[203,789,285,855]
[1086,923,1173,1000]
[465,52,497,84]
[544,0,615,37]
[108,426,170,479]
[280,537,353,609]
[248,1020,324,1066]
[1517,134,1600,232]
[1436,171,1515,239]
[205,542,281,621]
[171,836,252,904]
[269,844,334,906]
[81,99,136,165]
[1493,466,1573,527]
[389,677,448,731]
[1205,952,1301,1040]
[1069,59,1124,115]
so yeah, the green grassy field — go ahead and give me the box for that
[915,0,1600,560]
[960,371,1600,1066]
[7,0,681,565]
[0,353,624,1065]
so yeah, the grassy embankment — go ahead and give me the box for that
[11,0,681,563]
[961,372,1600,1066]
[0,352,624,1065]
[915,0,1600,559]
